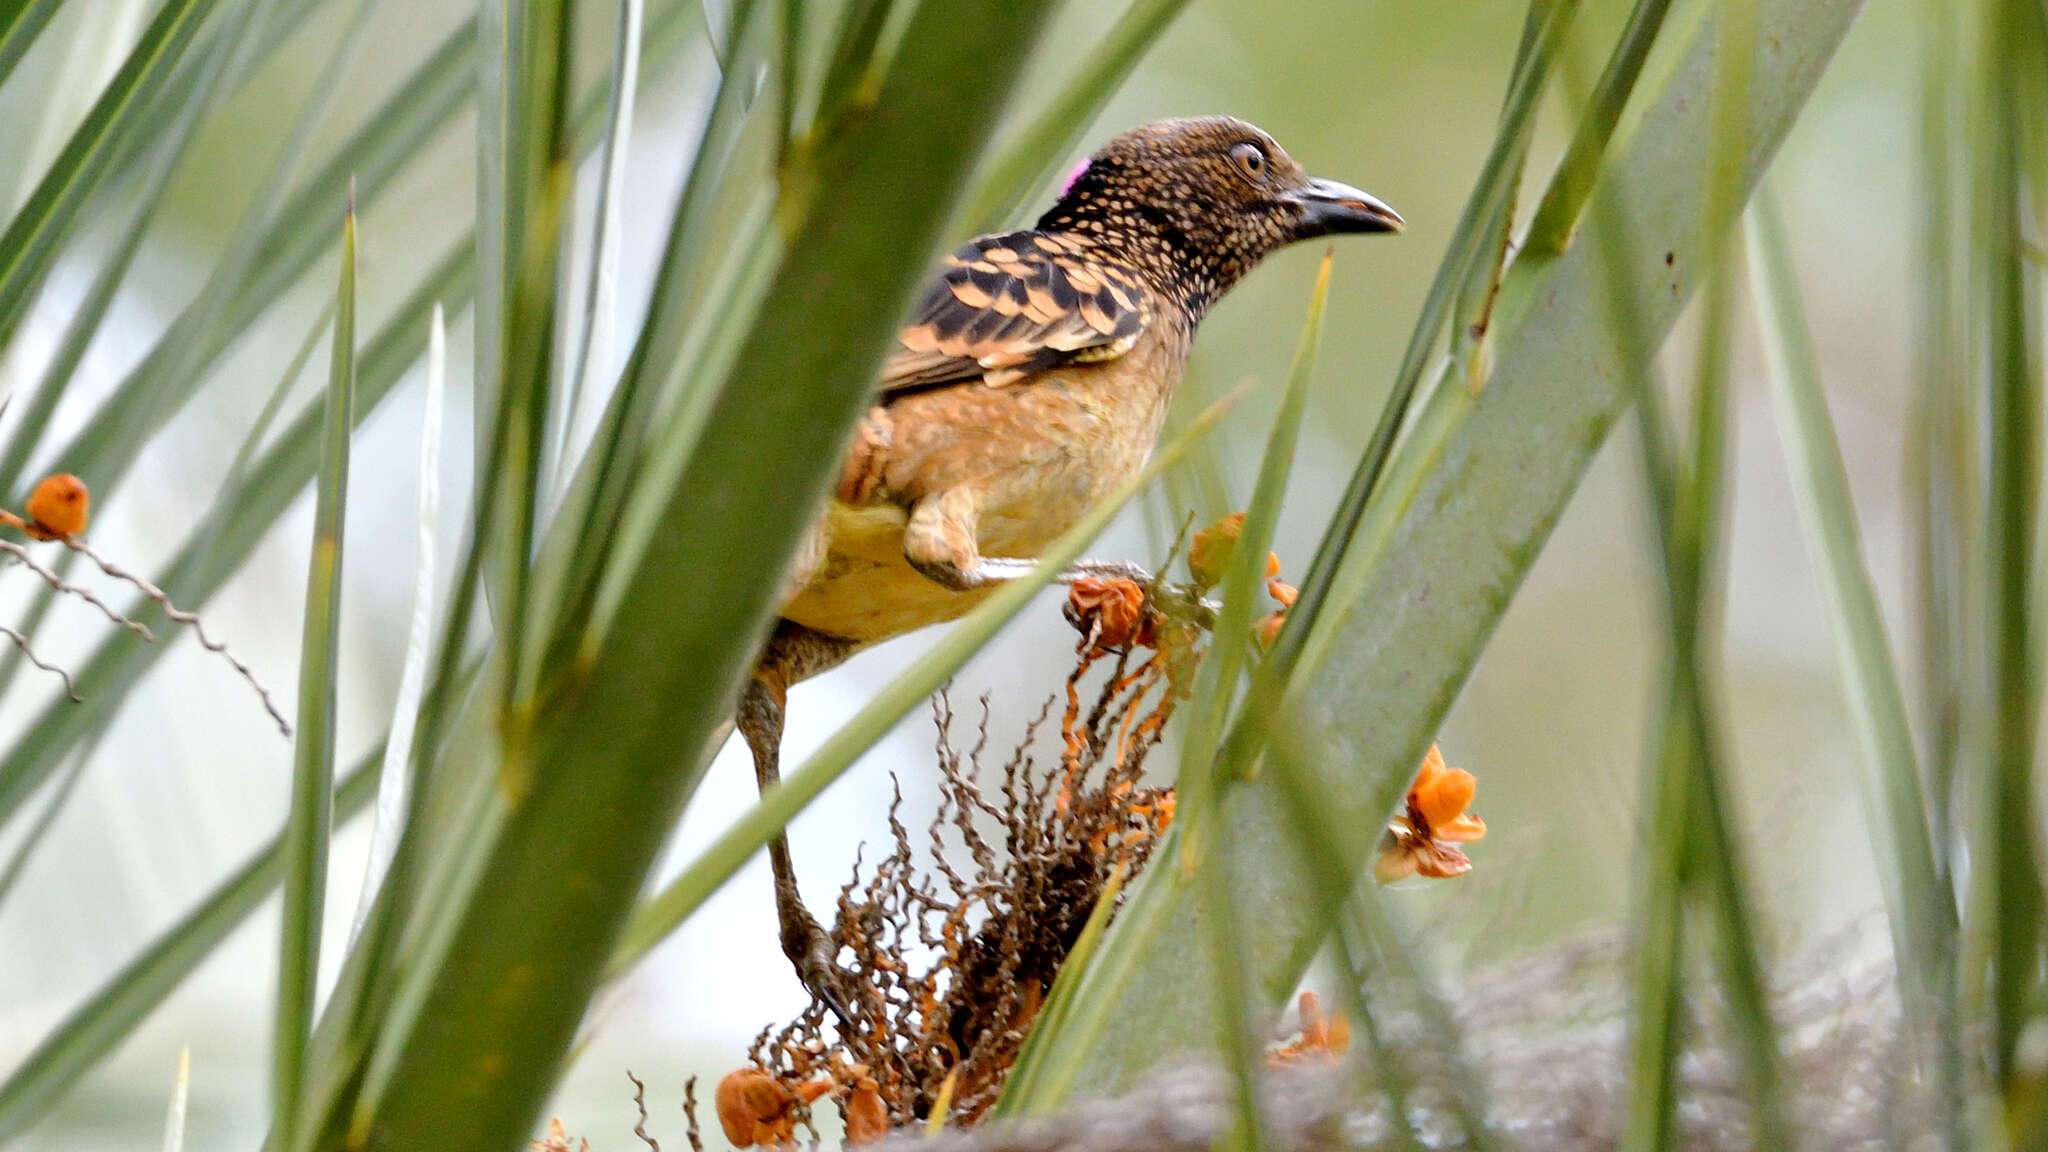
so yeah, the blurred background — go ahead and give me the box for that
[0,0,1920,1146]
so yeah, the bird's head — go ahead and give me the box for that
[1037,116,1402,317]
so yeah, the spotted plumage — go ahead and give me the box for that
[739,116,1403,1013]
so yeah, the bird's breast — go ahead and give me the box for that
[784,321,1190,646]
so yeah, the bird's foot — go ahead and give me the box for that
[776,888,860,1031]
[910,554,1158,590]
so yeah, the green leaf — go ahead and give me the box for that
[1175,252,1331,862]
[1750,189,1953,1026]
[1522,0,1676,257]
[0,0,61,92]
[1039,0,1871,1098]
[0,0,228,356]
[476,0,576,706]
[299,7,1065,1148]
[272,191,356,1137]
[555,0,646,500]
[0,5,468,503]
[1979,0,2045,1087]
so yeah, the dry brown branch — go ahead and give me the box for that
[682,1076,705,1152]
[626,1071,660,1152]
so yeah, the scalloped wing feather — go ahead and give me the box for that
[880,231,1152,394]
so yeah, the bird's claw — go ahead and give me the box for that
[777,895,860,1031]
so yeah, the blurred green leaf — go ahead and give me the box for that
[300,7,1063,1148]
[0,0,235,356]
[1176,252,1330,866]
[0,240,469,830]
[1041,0,1870,1097]
[1751,190,1953,1022]
[0,8,468,503]
[0,0,61,91]
[958,0,1192,234]
[1978,0,2045,1090]
[0,752,381,1133]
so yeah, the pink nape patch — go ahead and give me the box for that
[1060,158,1091,197]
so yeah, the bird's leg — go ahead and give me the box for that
[738,628,861,1028]
[904,487,1156,589]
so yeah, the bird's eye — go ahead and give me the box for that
[1229,141,1268,180]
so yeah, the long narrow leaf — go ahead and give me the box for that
[1750,192,1952,1015]
[957,0,1194,235]
[1980,0,2044,1084]
[0,0,226,354]
[556,0,645,498]
[1044,0,1869,1096]
[1175,252,1331,858]
[0,241,470,829]
[272,194,356,1136]
[351,304,446,945]
[1522,0,1676,256]
[0,0,60,93]
[303,8,1064,1148]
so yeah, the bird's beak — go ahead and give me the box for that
[1288,177,1404,236]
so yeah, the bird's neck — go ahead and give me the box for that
[1037,197,1246,325]
[1066,225,1226,328]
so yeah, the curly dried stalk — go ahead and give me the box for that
[59,535,290,735]
[682,1076,705,1152]
[0,540,153,640]
[626,1072,660,1152]
[0,625,80,701]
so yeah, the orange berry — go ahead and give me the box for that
[25,473,87,539]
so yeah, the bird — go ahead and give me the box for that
[736,115,1403,1012]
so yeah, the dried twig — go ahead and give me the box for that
[682,1076,705,1152]
[60,535,290,735]
[0,625,79,701]
[0,540,153,640]
[626,1071,660,1152]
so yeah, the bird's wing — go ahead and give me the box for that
[880,231,1154,395]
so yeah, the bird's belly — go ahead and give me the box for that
[779,503,1007,643]
[778,458,1117,646]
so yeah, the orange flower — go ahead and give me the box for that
[1375,744,1486,884]
[1252,579,1299,651]
[1267,991,1351,1064]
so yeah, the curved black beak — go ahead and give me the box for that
[1288,177,1404,236]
